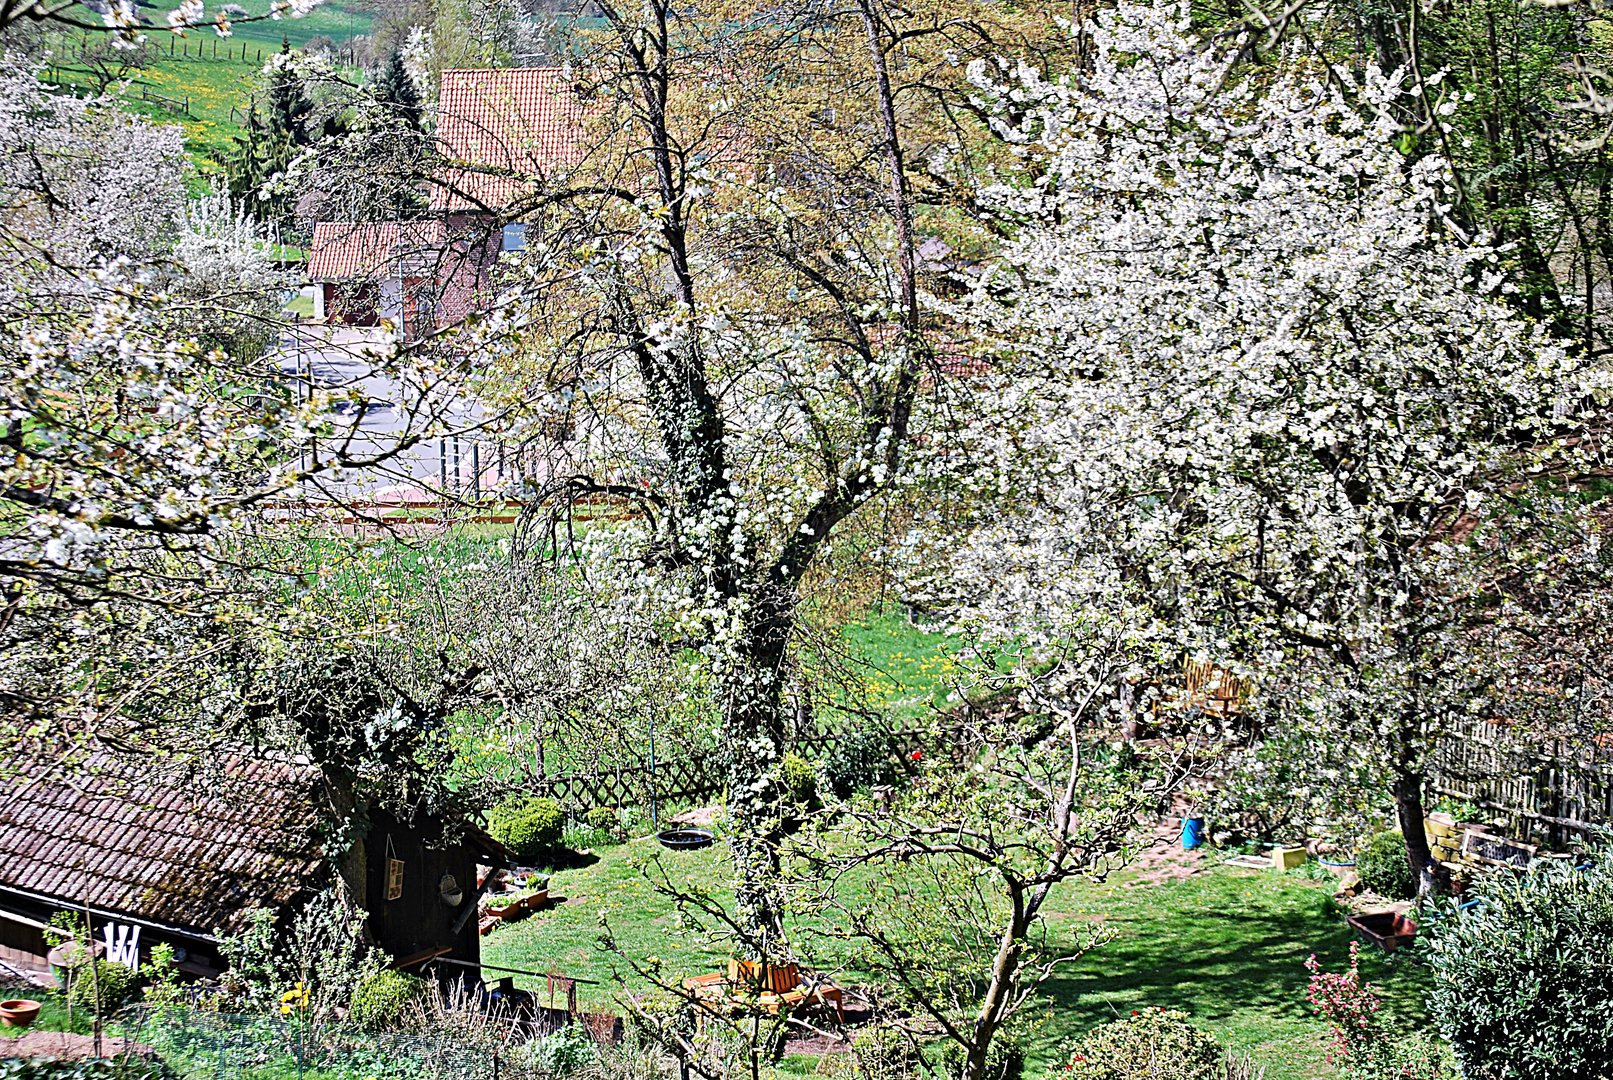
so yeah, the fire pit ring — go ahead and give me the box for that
[657,828,715,851]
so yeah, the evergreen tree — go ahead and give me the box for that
[222,39,317,230]
[221,109,298,229]
[262,36,317,149]
[373,48,423,134]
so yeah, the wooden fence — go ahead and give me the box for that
[164,36,265,64]
[528,726,930,813]
[137,87,189,115]
[1432,717,1613,846]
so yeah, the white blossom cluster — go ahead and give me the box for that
[0,64,398,724]
[911,0,1604,781]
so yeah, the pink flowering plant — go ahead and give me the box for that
[1303,944,1454,1079]
[1304,943,1382,1067]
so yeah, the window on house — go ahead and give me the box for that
[501,223,527,251]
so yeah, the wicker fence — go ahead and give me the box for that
[1432,717,1613,846]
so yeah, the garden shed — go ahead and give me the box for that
[0,752,508,985]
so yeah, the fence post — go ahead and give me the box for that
[648,715,659,829]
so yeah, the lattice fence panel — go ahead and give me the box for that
[528,728,933,811]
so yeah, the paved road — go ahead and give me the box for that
[270,325,515,504]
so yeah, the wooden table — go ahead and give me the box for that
[681,971,845,1023]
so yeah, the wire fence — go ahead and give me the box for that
[117,1005,558,1080]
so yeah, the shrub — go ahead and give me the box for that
[1304,943,1380,1069]
[935,1027,1025,1080]
[489,796,565,861]
[779,752,818,810]
[1305,943,1456,1080]
[1353,830,1414,899]
[583,806,627,843]
[1064,1008,1221,1080]
[624,991,695,1043]
[349,970,424,1030]
[216,893,384,1021]
[849,1026,919,1080]
[141,943,188,1008]
[1426,851,1613,1080]
[508,1024,596,1078]
[819,729,895,799]
[68,960,135,1015]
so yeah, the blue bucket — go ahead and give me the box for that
[1181,817,1206,851]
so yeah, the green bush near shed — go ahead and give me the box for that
[488,796,566,861]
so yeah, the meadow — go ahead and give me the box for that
[41,0,373,176]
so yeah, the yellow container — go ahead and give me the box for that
[1272,846,1308,871]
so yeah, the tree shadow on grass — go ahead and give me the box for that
[1036,873,1432,1053]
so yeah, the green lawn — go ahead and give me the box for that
[829,607,968,725]
[481,835,1430,1079]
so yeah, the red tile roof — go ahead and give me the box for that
[864,323,993,380]
[0,753,327,938]
[306,221,448,282]
[432,68,596,212]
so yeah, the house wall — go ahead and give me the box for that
[438,213,503,325]
[379,278,403,324]
[0,911,47,977]
[314,283,328,321]
[326,282,382,326]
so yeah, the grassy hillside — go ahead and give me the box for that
[151,0,375,50]
[42,54,256,178]
[55,0,375,50]
[41,0,374,175]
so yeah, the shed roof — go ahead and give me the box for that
[0,753,328,939]
[307,221,448,282]
[432,68,595,211]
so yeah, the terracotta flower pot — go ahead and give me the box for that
[0,999,42,1028]
[490,898,525,920]
[519,888,549,911]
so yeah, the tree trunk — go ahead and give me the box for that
[1391,767,1448,897]
[959,892,1028,1080]
[722,605,794,949]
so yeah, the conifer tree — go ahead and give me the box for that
[373,48,423,134]
[262,36,317,149]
